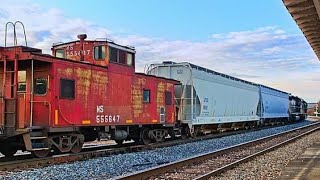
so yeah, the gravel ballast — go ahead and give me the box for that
[0,120,314,180]
[212,129,320,180]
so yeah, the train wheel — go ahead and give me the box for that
[0,146,17,157]
[71,144,82,154]
[141,128,151,145]
[33,149,50,158]
[71,136,84,154]
[154,131,166,143]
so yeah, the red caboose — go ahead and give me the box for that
[0,24,178,157]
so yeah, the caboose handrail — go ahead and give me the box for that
[14,21,28,47]
[30,60,34,127]
[4,21,28,47]
[5,22,16,47]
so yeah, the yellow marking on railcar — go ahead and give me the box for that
[75,68,92,108]
[132,77,146,118]
[126,119,133,123]
[157,82,165,114]
[57,68,73,77]
[54,110,58,125]
[152,119,158,123]
[82,120,91,124]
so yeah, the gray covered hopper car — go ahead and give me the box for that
[147,61,302,135]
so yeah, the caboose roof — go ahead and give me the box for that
[0,45,42,53]
[52,39,136,53]
[135,72,180,84]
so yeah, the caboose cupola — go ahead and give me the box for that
[51,35,136,69]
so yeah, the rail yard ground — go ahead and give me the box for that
[0,119,318,179]
[212,122,320,179]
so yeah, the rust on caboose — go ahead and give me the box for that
[132,77,146,118]
[0,24,179,156]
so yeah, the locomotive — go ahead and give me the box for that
[0,22,307,157]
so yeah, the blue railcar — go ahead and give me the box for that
[258,85,289,123]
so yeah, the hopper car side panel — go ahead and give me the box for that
[259,86,289,119]
[192,71,260,124]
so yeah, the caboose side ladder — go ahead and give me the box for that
[2,21,28,131]
[2,57,18,129]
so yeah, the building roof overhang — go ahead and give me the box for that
[283,0,320,60]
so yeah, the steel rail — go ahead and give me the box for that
[194,123,320,180]
[116,122,320,180]
[0,125,260,171]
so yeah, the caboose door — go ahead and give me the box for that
[31,65,51,127]
[0,68,29,130]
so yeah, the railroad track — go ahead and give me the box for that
[0,125,264,172]
[117,122,320,180]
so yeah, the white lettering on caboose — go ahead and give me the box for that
[97,105,104,113]
[96,115,120,123]
[96,105,120,123]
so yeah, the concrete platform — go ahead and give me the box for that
[279,142,320,180]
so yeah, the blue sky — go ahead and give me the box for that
[0,0,319,102]
[32,0,300,40]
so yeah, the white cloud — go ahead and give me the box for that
[261,47,283,55]
[0,0,112,52]
[0,1,319,102]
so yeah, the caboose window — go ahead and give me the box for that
[165,91,172,105]
[94,46,106,60]
[34,78,47,95]
[143,89,150,103]
[110,47,118,63]
[127,53,133,66]
[60,79,75,99]
[18,70,27,92]
[55,49,65,58]
[119,50,126,64]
